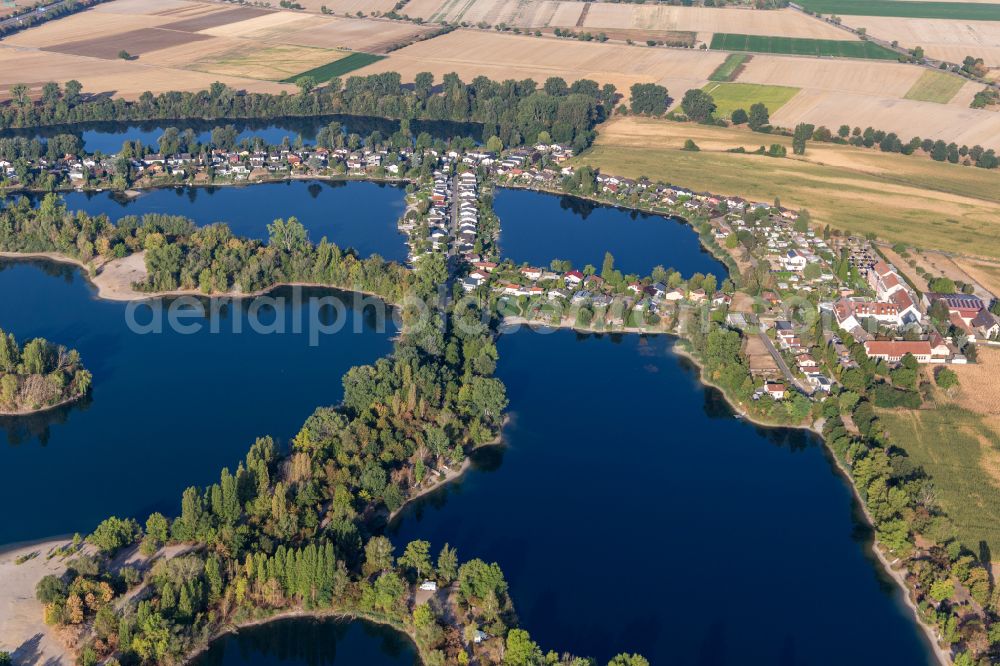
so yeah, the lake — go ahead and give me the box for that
[189,618,419,666]
[1,116,483,155]
[6,180,409,262]
[494,188,728,278]
[387,329,936,666]
[0,258,397,545]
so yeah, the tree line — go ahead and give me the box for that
[0,194,413,302]
[0,74,614,154]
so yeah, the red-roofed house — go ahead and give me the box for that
[863,340,933,364]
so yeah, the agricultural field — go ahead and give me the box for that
[838,15,1000,67]
[879,350,1000,555]
[354,29,727,101]
[574,116,1000,257]
[189,43,346,82]
[710,32,899,60]
[794,0,1000,20]
[903,69,968,103]
[280,52,385,83]
[702,81,800,117]
[708,53,749,82]
[0,0,434,98]
[578,5,849,42]
[404,0,582,28]
[879,402,1000,556]
[954,257,1000,297]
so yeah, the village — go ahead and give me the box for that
[3,133,999,416]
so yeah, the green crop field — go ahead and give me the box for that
[879,404,1000,554]
[903,69,967,104]
[702,82,800,118]
[794,0,1000,20]
[708,53,749,82]
[282,52,386,84]
[710,33,900,60]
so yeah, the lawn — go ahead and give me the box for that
[572,116,1000,258]
[903,69,967,104]
[702,82,800,118]
[794,0,1000,20]
[878,404,1000,554]
[708,53,749,82]
[282,52,387,84]
[710,33,900,60]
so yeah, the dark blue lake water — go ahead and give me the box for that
[7,180,408,261]
[2,116,483,155]
[0,259,397,545]
[388,329,935,666]
[495,188,728,278]
[189,618,418,666]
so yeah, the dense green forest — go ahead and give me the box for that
[0,194,413,301]
[0,327,91,414]
[0,74,615,152]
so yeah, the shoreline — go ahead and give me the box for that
[181,608,423,666]
[669,340,950,666]
[0,251,402,306]
[0,391,86,417]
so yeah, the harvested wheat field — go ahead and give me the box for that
[951,349,1000,420]
[840,15,1000,67]
[355,29,727,96]
[577,116,1000,257]
[189,42,345,81]
[772,89,1000,148]
[580,5,848,43]
[404,0,581,26]
[160,5,274,31]
[953,258,1000,299]
[739,55,926,98]
[288,0,399,15]
[277,16,438,53]
[47,27,214,59]
[0,43,288,98]
[2,7,178,47]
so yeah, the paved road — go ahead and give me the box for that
[0,0,76,32]
[758,331,811,395]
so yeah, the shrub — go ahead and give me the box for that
[682,139,700,152]
[935,367,959,389]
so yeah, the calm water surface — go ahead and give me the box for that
[189,618,419,666]
[0,259,397,545]
[6,180,409,262]
[388,329,936,666]
[1,116,484,154]
[495,188,728,278]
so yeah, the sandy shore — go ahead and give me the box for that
[500,314,672,337]
[0,538,77,666]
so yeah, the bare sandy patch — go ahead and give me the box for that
[0,538,77,666]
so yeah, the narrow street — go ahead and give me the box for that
[758,331,811,395]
